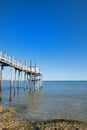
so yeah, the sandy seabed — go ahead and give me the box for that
[0,105,87,130]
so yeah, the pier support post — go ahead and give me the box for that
[39,74,43,89]
[30,74,32,91]
[26,73,28,89]
[30,60,32,91]
[14,69,16,97]
[24,72,26,91]
[9,67,12,102]
[39,75,41,89]
[27,74,29,90]
[18,70,20,89]
[0,65,3,100]
[21,71,22,85]
[34,64,36,91]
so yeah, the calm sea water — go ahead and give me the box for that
[0,81,87,122]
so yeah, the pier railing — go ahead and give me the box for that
[0,50,41,75]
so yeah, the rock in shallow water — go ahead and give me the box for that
[0,105,87,130]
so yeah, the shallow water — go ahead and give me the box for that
[0,81,87,121]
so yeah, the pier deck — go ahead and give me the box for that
[0,50,41,75]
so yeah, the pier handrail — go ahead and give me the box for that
[0,50,41,75]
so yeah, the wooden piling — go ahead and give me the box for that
[0,68,1,88]
[39,74,43,89]
[30,60,32,90]
[14,69,16,97]
[0,65,3,100]
[24,72,26,91]
[26,73,27,89]
[18,70,20,89]
[9,80,12,101]
[34,64,36,91]
[9,67,12,102]
[21,71,22,85]
[26,73,28,89]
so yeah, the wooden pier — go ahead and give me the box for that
[0,50,43,101]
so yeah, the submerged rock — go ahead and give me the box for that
[36,119,87,130]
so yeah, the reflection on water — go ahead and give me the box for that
[0,81,87,121]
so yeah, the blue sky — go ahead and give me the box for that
[0,0,87,80]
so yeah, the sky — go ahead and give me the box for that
[0,0,87,80]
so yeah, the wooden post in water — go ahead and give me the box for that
[30,60,32,91]
[27,74,30,90]
[9,67,12,102]
[26,73,28,89]
[34,64,36,91]
[39,74,41,89]
[21,71,22,85]
[26,73,27,89]
[39,74,43,89]
[18,70,20,90]
[14,69,16,97]
[26,72,27,89]
[0,65,3,100]
[24,72,26,91]
[41,74,43,88]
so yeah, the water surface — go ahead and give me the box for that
[0,81,87,121]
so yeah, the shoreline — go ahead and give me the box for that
[0,105,87,130]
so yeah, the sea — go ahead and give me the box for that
[0,81,87,122]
